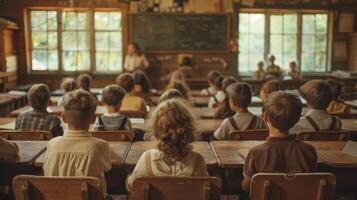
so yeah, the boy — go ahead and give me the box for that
[214,82,265,140]
[242,91,317,192]
[254,61,266,80]
[43,89,111,189]
[0,138,19,159]
[16,84,63,137]
[77,73,97,99]
[288,61,301,80]
[266,55,282,78]
[259,80,285,103]
[201,70,222,96]
[326,79,350,114]
[93,84,132,131]
[116,73,148,115]
[290,80,342,134]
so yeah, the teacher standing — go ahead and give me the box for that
[124,43,149,72]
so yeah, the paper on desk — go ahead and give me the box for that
[343,141,357,158]
[130,118,145,124]
[0,122,15,130]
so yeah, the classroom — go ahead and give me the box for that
[0,0,357,199]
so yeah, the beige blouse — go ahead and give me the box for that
[0,138,18,159]
[126,149,208,192]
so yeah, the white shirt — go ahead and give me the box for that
[124,54,149,72]
[208,90,226,108]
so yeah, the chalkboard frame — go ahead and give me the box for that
[129,13,231,53]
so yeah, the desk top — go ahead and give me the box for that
[124,141,217,168]
[34,142,131,167]
[0,141,47,166]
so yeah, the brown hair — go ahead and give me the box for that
[207,70,222,84]
[61,77,77,93]
[130,42,142,56]
[228,82,252,109]
[213,75,224,89]
[170,70,186,83]
[260,80,285,102]
[222,76,237,92]
[102,84,126,107]
[116,73,135,93]
[300,80,332,109]
[28,84,51,111]
[77,73,92,92]
[325,79,342,101]
[63,89,97,129]
[159,89,184,104]
[265,91,303,132]
[150,99,196,165]
[166,80,192,101]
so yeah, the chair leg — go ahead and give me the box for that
[263,180,270,200]
[81,182,89,200]
[317,179,327,200]
[203,182,211,200]
[21,181,29,200]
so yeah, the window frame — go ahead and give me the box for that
[26,7,126,75]
[237,8,333,74]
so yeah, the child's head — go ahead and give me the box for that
[222,76,237,93]
[300,80,332,110]
[264,91,303,133]
[77,73,92,92]
[102,84,126,111]
[159,89,184,104]
[133,70,152,93]
[268,55,275,64]
[170,70,186,82]
[260,80,285,103]
[212,75,224,90]
[167,80,191,100]
[207,70,222,86]
[257,61,264,70]
[61,77,77,93]
[228,82,252,110]
[151,99,196,165]
[128,42,141,56]
[289,61,298,70]
[28,84,51,111]
[116,73,135,93]
[63,89,97,130]
[325,79,342,101]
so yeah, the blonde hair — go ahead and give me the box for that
[28,84,50,111]
[102,84,126,107]
[61,77,77,93]
[166,80,192,101]
[159,89,184,104]
[150,99,196,165]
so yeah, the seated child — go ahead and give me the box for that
[201,70,222,96]
[207,75,226,108]
[166,80,192,102]
[77,73,97,100]
[133,70,152,103]
[0,138,19,159]
[214,82,265,140]
[16,84,63,137]
[326,79,350,114]
[241,91,317,192]
[127,99,208,191]
[213,76,238,119]
[254,61,266,80]
[43,89,111,190]
[93,84,132,131]
[116,73,148,114]
[266,55,282,79]
[287,61,301,80]
[259,80,286,103]
[58,77,77,107]
[290,80,342,134]
[158,89,185,104]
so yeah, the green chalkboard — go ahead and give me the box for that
[131,14,229,52]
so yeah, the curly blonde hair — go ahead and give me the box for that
[150,99,197,165]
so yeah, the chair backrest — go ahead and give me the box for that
[13,175,105,200]
[229,129,269,141]
[0,131,53,140]
[131,177,221,200]
[90,130,134,142]
[120,110,147,118]
[250,173,336,200]
[297,131,350,141]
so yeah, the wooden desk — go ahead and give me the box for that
[124,141,217,168]
[34,142,131,167]
[0,117,16,130]
[194,96,210,107]
[10,106,107,117]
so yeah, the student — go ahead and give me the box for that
[165,69,191,92]
[326,79,350,114]
[200,70,222,96]
[133,70,152,103]
[124,43,149,72]
[93,84,132,131]
[241,91,317,192]
[266,55,282,78]
[16,84,63,137]
[158,88,185,104]
[43,90,111,190]
[208,75,231,108]
[178,56,193,78]
[214,82,265,140]
[58,77,77,107]
[254,61,266,80]
[166,80,192,102]
[0,138,19,159]
[290,80,342,134]
[77,73,97,100]
[213,76,238,119]
[126,99,208,191]
[287,61,301,80]
[116,73,148,114]
[259,80,285,103]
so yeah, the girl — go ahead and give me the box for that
[124,43,149,72]
[214,76,238,119]
[58,77,77,107]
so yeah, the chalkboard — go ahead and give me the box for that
[131,14,229,52]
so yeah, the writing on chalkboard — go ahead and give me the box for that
[131,14,228,52]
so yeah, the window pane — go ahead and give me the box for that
[303,15,315,34]
[270,34,283,53]
[32,50,47,70]
[283,53,296,69]
[77,51,90,70]
[238,53,249,72]
[238,34,250,52]
[284,15,297,34]
[250,14,265,34]
[63,51,77,71]
[250,34,264,53]
[95,12,109,30]
[270,15,283,34]
[62,31,77,50]
[315,35,327,53]
[283,35,297,53]
[302,35,315,53]
[32,31,48,48]
[48,32,58,49]
[77,31,89,50]
[239,14,249,34]
[110,32,122,50]
[316,14,328,34]
[77,13,88,29]
[31,11,47,31]
[315,54,326,71]
[96,32,109,50]
[96,52,109,72]
[47,12,58,30]
[48,50,59,70]
[63,12,77,29]
[109,51,122,71]
[301,53,314,71]
[109,12,121,30]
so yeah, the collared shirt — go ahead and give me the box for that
[289,109,342,134]
[93,112,132,131]
[208,90,226,108]
[15,110,63,137]
[121,95,148,114]
[43,130,111,189]
[327,101,349,115]
[214,112,266,140]
[126,149,208,192]
[124,54,149,72]
[0,138,19,159]
[243,135,317,178]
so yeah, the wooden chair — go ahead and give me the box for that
[13,175,106,200]
[229,129,269,141]
[0,131,53,140]
[91,130,134,142]
[297,131,350,141]
[120,110,147,118]
[131,177,221,200]
[250,173,336,200]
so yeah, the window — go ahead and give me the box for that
[238,11,330,73]
[28,10,123,73]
